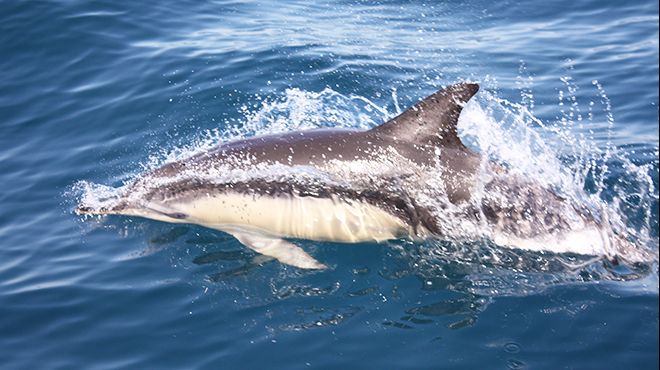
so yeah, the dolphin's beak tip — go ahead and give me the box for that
[74,205,90,215]
[74,205,105,216]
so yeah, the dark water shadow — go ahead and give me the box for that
[373,239,658,331]
[105,219,658,335]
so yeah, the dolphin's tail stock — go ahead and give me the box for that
[589,208,657,265]
[606,230,659,265]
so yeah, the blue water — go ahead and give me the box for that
[1,0,658,368]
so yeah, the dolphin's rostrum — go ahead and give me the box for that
[77,83,648,268]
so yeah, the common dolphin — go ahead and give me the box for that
[76,83,647,268]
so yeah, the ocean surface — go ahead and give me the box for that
[1,0,658,368]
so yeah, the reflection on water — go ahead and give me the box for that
[134,222,657,335]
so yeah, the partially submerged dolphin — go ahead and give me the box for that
[77,83,646,268]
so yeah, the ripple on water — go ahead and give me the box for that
[0,0,658,368]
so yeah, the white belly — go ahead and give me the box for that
[170,192,412,243]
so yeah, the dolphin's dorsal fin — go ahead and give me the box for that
[373,83,479,149]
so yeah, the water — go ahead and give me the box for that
[1,0,658,368]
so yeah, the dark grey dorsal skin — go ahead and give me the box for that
[149,83,481,204]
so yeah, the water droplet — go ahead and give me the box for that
[507,359,525,369]
[504,342,521,353]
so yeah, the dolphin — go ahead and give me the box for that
[76,83,648,268]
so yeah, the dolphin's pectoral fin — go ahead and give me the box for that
[228,231,327,270]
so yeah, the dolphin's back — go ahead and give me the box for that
[152,83,482,203]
